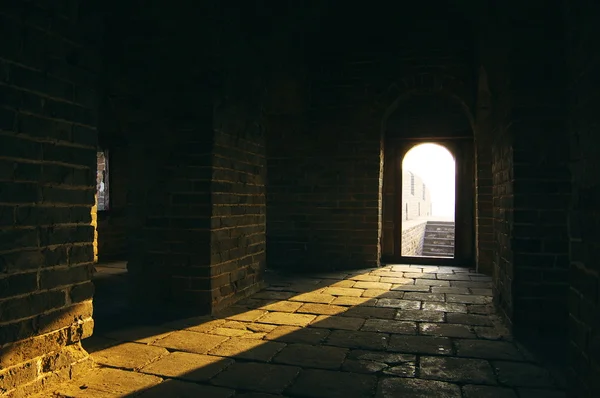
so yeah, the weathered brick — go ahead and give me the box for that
[40,264,92,290]
[0,229,38,251]
[0,290,65,323]
[0,182,39,203]
[69,282,94,303]
[0,272,38,299]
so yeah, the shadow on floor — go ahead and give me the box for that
[46,263,567,398]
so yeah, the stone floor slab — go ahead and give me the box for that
[403,292,445,302]
[139,351,234,382]
[341,306,396,319]
[382,363,416,377]
[91,342,169,370]
[322,287,365,297]
[297,303,347,315]
[342,359,388,374]
[253,291,295,300]
[493,361,554,388]
[273,343,348,370]
[211,362,300,394]
[446,294,491,304]
[330,280,356,288]
[361,319,417,334]
[208,338,286,362]
[349,274,381,282]
[404,272,437,279]
[415,279,450,287]
[185,319,228,333]
[311,315,365,330]
[379,277,415,284]
[265,325,330,344]
[286,369,377,398]
[362,289,405,299]
[462,385,518,398]
[331,296,378,306]
[419,323,476,338]
[52,368,162,397]
[422,302,467,313]
[152,330,229,354]
[353,281,393,290]
[258,312,317,327]
[136,380,235,398]
[289,293,336,304]
[456,340,524,360]
[517,388,567,398]
[326,330,389,350]
[261,301,304,313]
[390,284,432,292]
[420,356,497,385]
[225,309,269,322]
[348,350,416,364]
[103,326,174,345]
[388,335,453,355]
[446,313,494,326]
[395,309,445,322]
[432,287,470,294]
[376,377,461,398]
[376,298,421,310]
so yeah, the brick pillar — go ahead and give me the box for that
[508,4,570,340]
[565,0,600,394]
[0,1,99,395]
[486,1,570,340]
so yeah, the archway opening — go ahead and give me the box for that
[401,143,455,258]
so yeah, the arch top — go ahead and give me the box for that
[375,72,476,135]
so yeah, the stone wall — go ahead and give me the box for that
[401,220,427,256]
[0,0,99,395]
[566,0,600,394]
[401,170,432,221]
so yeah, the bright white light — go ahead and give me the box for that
[403,143,455,219]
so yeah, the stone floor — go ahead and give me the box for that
[38,265,566,397]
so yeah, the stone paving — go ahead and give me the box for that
[39,265,566,397]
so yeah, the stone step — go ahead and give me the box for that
[423,243,454,250]
[421,253,454,258]
[424,237,455,246]
[424,231,455,239]
[425,225,455,233]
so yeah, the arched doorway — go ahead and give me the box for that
[380,93,475,267]
[401,143,456,258]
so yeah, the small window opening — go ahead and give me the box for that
[97,150,109,211]
[410,173,415,195]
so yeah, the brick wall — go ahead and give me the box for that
[484,2,517,327]
[210,128,266,312]
[474,67,494,275]
[401,170,432,221]
[401,221,427,256]
[0,1,99,395]
[566,0,600,394]
[267,109,382,272]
